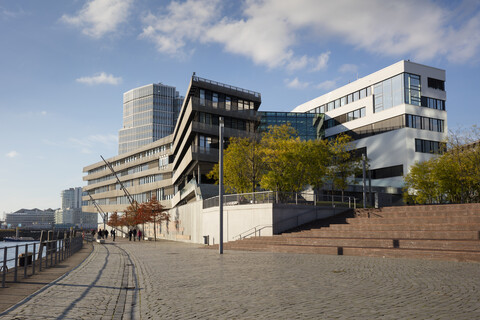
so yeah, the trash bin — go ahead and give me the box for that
[19,252,33,267]
[203,235,209,245]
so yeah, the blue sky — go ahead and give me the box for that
[1,0,480,216]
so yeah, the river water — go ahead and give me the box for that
[0,241,41,270]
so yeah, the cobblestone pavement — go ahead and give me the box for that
[1,239,479,319]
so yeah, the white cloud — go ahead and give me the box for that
[339,63,358,74]
[141,0,480,68]
[76,72,122,85]
[285,77,310,89]
[61,0,132,38]
[69,134,118,154]
[6,151,19,158]
[316,80,337,91]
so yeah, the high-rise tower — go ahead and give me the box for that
[118,83,184,154]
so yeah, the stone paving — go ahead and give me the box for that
[1,238,479,319]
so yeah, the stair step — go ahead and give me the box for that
[327,223,480,231]
[288,230,480,240]
[212,204,480,263]
[346,216,480,224]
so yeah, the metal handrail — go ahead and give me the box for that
[1,236,83,287]
[235,225,273,240]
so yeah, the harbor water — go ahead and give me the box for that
[0,241,42,270]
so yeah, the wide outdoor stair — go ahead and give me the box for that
[212,203,480,262]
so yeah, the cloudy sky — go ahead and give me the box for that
[1,0,480,215]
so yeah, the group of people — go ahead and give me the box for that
[89,228,146,242]
[91,228,117,241]
[128,228,142,241]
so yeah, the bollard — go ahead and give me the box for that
[2,248,7,288]
[33,243,36,275]
[23,244,28,279]
[14,245,19,282]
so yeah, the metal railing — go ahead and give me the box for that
[235,225,273,240]
[203,191,356,209]
[193,76,261,98]
[1,236,83,288]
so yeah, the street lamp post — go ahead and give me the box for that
[219,117,224,254]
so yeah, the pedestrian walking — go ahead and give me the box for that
[138,229,142,241]
[128,230,132,241]
[111,229,116,241]
[133,229,137,241]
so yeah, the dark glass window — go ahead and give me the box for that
[428,77,445,90]
[370,165,404,179]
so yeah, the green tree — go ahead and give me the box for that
[403,126,480,204]
[404,159,442,204]
[325,134,362,201]
[259,124,306,195]
[207,136,265,194]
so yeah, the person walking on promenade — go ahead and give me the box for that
[105,230,108,239]
[138,230,142,241]
[111,229,116,241]
[128,230,132,241]
[133,229,137,241]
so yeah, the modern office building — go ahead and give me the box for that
[83,75,261,212]
[292,60,447,204]
[118,83,184,154]
[56,187,98,229]
[61,187,83,210]
[5,208,56,229]
[83,60,447,213]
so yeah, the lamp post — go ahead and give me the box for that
[362,153,366,208]
[219,117,224,254]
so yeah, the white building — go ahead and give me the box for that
[61,187,83,210]
[292,60,447,204]
[56,187,97,229]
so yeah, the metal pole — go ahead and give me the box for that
[219,117,224,254]
[362,153,367,208]
[2,248,7,287]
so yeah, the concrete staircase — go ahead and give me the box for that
[213,204,480,262]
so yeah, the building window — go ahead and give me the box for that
[374,73,404,113]
[212,93,218,108]
[370,165,404,179]
[200,89,205,106]
[404,73,421,106]
[406,114,444,132]
[421,96,445,111]
[226,96,231,110]
[415,139,446,154]
[427,77,445,91]
[199,135,212,151]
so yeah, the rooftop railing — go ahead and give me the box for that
[193,76,261,98]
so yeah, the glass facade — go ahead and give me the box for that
[374,73,421,113]
[119,83,184,154]
[258,112,319,140]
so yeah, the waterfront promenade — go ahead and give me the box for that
[0,237,479,319]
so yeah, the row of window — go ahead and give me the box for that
[324,107,366,129]
[406,114,444,132]
[197,112,255,132]
[139,174,164,185]
[415,138,446,154]
[421,96,445,111]
[199,89,256,111]
[309,86,372,114]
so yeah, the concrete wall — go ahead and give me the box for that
[272,205,349,233]
[139,201,344,245]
